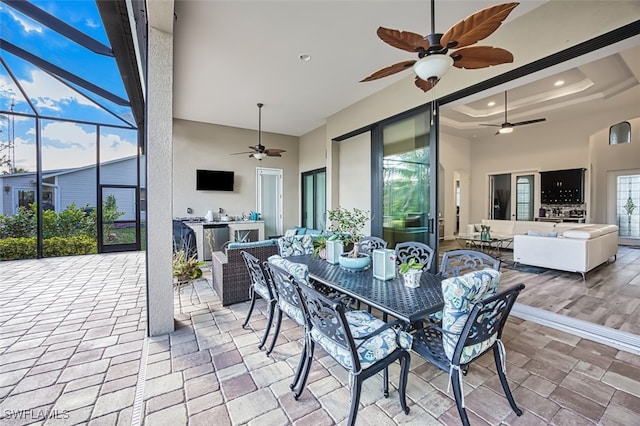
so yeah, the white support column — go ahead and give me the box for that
[146,3,175,336]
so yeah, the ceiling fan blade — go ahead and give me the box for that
[512,118,547,126]
[376,27,430,53]
[479,124,502,127]
[451,46,514,69]
[265,148,286,156]
[414,75,439,93]
[360,60,416,82]
[441,3,519,49]
[231,151,255,155]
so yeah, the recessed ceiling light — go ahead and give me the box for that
[298,54,311,62]
[554,80,565,86]
[487,101,496,107]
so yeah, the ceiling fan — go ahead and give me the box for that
[481,91,546,134]
[231,103,286,160]
[361,1,518,92]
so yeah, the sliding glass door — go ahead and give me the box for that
[301,168,326,230]
[374,107,438,266]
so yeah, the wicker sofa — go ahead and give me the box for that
[211,239,279,306]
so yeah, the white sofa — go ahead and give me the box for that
[467,220,618,279]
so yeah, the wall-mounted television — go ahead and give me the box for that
[196,169,234,191]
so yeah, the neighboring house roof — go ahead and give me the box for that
[1,156,137,179]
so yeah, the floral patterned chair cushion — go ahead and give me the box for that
[441,269,501,364]
[310,310,412,370]
[268,255,310,286]
[253,281,271,301]
[277,235,314,257]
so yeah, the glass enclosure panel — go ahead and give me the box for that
[516,175,534,221]
[617,174,640,238]
[99,127,139,250]
[382,111,431,248]
[101,186,137,246]
[39,119,98,257]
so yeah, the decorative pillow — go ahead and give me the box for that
[310,310,411,370]
[441,269,501,364]
[284,229,297,237]
[294,226,307,235]
[277,235,314,257]
[227,239,277,250]
[268,255,310,285]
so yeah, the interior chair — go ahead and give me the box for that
[395,241,435,271]
[357,236,388,255]
[240,251,278,350]
[411,269,525,426]
[294,281,412,426]
[439,249,501,278]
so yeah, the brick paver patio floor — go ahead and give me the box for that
[1,252,639,425]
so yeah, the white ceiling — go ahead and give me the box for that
[171,1,639,138]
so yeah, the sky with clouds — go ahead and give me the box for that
[0,0,137,172]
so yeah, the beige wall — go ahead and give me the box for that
[172,119,301,230]
[337,132,372,235]
[439,133,471,239]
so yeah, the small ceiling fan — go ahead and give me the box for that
[361,1,518,92]
[481,91,546,134]
[231,103,286,160]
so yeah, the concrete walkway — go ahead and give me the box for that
[1,252,639,425]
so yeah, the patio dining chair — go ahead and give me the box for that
[439,249,501,279]
[264,260,314,393]
[357,236,388,255]
[395,241,435,271]
[294,281,412,426]
[240,251,277,350]
[411,269,525,426]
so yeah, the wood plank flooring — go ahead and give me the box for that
[439,240,640,335]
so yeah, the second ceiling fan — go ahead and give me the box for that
[481,91,546,134]
[231,103,286,160]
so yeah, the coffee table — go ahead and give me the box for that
[455,233,513,256]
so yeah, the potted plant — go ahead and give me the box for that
[398,258,423,288]
[172,249,206,285]
[327,206,371,270]
[312,235,328,259]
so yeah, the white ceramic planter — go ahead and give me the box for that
[402,269,422,288]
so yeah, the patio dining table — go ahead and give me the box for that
[286,255,444,326]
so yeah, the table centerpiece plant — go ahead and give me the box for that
[326,206,370,258]
[398,258,423,288]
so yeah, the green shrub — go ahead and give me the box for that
[0,237,37,259]
[0,206,36,238]
[0,236,98,260]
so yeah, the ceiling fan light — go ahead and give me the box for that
[413,55,454,82]
[499,126,514,134]
[253,152,267,160]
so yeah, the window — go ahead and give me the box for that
[617,174,639,238]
